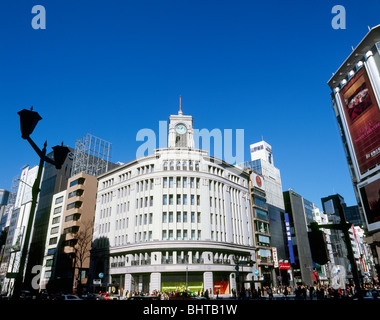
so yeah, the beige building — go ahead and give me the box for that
[41,172,97,293]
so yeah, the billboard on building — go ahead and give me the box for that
[339,67,380,175]
[359,175,380,229]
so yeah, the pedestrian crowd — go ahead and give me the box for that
[233,283,380,300]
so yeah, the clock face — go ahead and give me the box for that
[176,124,187,134]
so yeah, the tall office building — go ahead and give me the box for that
[1,165,40,294]
[90,108,256,296]
[283,190,315,286]
[328,25,380,277]
[238,141,288,285]
[23,149,74,290]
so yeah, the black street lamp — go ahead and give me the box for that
[11,107,70,299]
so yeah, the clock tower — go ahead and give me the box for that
[168,97,195,148]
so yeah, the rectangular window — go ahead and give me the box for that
[163,212,167,223]
[163,195,167,205]
[169,212,173,223]
[191,230,196,240]
[68,189,84,198]
[55,196,64,204]
[254,196,266,208]
[191,195,195,205]
[169,194,173,205]
[49,237,58,245]
[190,178,194,188]
[169,230,174,240]
[177,195,181,205]
[162,230,167,240]
[51,226,59,235]
[183,211,188,223]
[177,230,181,240]
[163,178,168,188]
[191,212,195,223]
[183,230,188,240]
[66,201,82,210]
[177,212,181,223]
[52,216,60,224]
[46,259,53,267]
[54,206,62,215]
[255,208,268,221]
[70,177,85,187]
[169,177,173,188]
[183,194,187,205]
[183,177,187,188]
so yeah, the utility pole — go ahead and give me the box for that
[309,199,362,299]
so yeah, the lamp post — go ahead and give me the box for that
[11,107,70,299]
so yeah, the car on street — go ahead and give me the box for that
[80,293,101,300]
[56,294,83,300]
[99,292,119,300]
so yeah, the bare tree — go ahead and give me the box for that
[72,220,94,291]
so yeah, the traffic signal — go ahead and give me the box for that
[308,223,329,265]
[248,260,254,267]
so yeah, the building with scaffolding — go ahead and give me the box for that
[71,134,114,178]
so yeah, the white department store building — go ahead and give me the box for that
[90,108,256,295]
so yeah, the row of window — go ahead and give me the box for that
[137,164,154,175]
[162,194,200,206]
[163,177,200,189]
[162,229,201,241]
[162,211,201,223]
[163,160,200,171]
[208,165,224,177]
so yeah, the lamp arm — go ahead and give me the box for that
[26,136,56,166]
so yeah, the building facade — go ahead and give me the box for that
[283,190,314,286]
[1,165,40,295]
[328,25,380,279]
[90,109,256,296]
[40,173,98,293]
[239,141,288,286]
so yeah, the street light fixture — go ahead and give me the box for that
[11,107,70,299]
[17,107,42,139]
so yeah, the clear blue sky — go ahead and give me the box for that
[1,0,380,209]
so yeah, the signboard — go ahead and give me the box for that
[284,213,295,264]
[339,67,380,175]
[279,262,291,270]
[252,173,265,190]
[272,247,279,268]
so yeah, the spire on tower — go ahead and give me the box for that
[178,95,183,115]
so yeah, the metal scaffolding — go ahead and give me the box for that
[71,133,112,177]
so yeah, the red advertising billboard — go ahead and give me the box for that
[359,178,380,224]
[339,68,380,174]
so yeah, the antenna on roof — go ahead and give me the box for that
[178,95,183,115]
